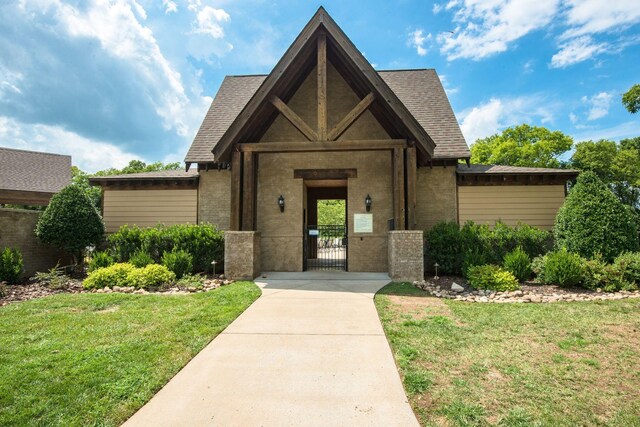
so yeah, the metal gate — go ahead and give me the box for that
[304,224,347,271]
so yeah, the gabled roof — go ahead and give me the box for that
[0,147,71,193]
[208,7,447,165]
[457,164,579,175]
[186,69,470,163]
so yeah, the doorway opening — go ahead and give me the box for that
[304,186,347,271]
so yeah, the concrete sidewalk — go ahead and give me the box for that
[123,272,418,426]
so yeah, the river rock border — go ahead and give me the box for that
[413,280,640,303]
[93,278,234,295]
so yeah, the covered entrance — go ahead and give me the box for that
[304,185,347,271]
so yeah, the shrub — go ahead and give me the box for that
[35,185,105,265]
[537,249,585,288]
[126,264,175,289]
[0,247,23,284]
[466,264,520,292]
[129,250,154,268]
[88,251,114,272]
[177,273,205,290]
[461,248,490,279]
[424,221,464,274]
[612,252,640,290]
[531,255,546,282]
[106,225,144,262]
[503,247,532,282]
[582,256,616,291]
[554,171,639,261]
[83,263,135,289]
[33,266,68,290]
[162,249,193,279]
[0,282,6,298]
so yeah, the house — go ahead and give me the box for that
[90,8,577,280]
[0,147,72,276]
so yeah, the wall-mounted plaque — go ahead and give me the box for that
[353,213,373,233]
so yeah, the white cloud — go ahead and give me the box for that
[162,0,177,14]
[583,91,613,120]
[0,116,139,172]
[459,95,557,144]
[433,3,443,14]
[550,36,607,68]
[572,120,640,143]
[438,0,560,60]
[193,6,230,39]
[561,0,640,40]
[408,29,430,56]
[569,112,578,124]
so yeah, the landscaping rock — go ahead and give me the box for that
[451,283,464,293]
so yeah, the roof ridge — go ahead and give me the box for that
[0,146,71,158]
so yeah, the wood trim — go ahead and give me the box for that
[97,181,198,191]
[229,150,242,231]
[327,92,375,141]
[392,148,405,230]
[239,139,408,153]
[317,32,327,141]
[405,146,417,230]
[0,189,53,206]
[270,95,318,141]
[294,168,357,180]
[242,152,256,231]
[456,173,576,186]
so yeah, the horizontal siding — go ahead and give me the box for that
[458,185,565,230]
[103,189,197,233]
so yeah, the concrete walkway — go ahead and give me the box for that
[123,272,418,426]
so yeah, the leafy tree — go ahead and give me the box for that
[317,200,346,225]
[71,166,102,208]
[470,124,573,168]
[622,84,640,114]
[554,172,639,261]
[35,185,105,265]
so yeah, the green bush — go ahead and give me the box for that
[161,249,193,279]
[582,256,616,291]
[33,266,68,290]
[88,251,114,272]
[0,247,23,284]
[35,185,105,265]
[503,247,532,282]
[126,264,175,289]
[554,171,639,261]
[424,221,463,274]
[83,263,135,289]
[461,248,490,279]
[612,252,640,290]
[537,249,585,287]
[466,264,520,291]
[176,273,205,288]
[107,223,224,273]
[129,250,154,268]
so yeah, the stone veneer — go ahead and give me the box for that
[415,166,457,230]
[388,230,424,282]
[198,169,231,230]
[224,231,261,280]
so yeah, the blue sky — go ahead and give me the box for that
[0,0,639,172]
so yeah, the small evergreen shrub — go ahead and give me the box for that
[537,249,584,288]
[33,266,69,290]
[554,171,639,261]
[462,248,490,279]
[129,250,154,268]
[126,264,175,289]
[161,249,193,279]
[503,247,532,282]
[466,264,520,292]
[107,225,144,262]
[612,252,640,290]
[83,263,135,289]
[176,273,205,288]
[0,247,23,284]
[582,256,617,291]
[424,221,463,274]
[88,251,114,272]
[531,255,546,282]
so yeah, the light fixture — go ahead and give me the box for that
[365,194,372,212]
[278,195,285,212]
[211,260,217,276]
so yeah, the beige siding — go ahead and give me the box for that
[458,185,566,229]
[103,189,197,233]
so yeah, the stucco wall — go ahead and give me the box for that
[198,169,231,230]
[0,208,70,277]
[458,184,566,229]
[415,166,458,231]
[102,189,197,233]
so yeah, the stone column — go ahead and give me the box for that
[224,231,261,280]
[388,230,424,282]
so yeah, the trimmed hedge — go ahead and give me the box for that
[107,223,224,273]
[0,248,23,285]
[83,263,175,290]
[467,264,520,292]
[424,221,551,276]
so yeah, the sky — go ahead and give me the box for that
[0,0,639,172]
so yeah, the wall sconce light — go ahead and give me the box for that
[365,194,372,212]
[278,195,285,212]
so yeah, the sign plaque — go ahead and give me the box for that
[353,213,373,233]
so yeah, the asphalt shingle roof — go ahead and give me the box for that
[185,69,470,163]
[89,170,199,181]
[0,147,71,193]
[457,164,579,175]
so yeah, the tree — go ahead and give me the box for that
[554,172,639,262]
[470,124,573,168]
[35,185,105,265]
[71,166,102,208]
[622,84,640,114]
[317,200,346,225]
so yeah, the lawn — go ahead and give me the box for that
[375,282,640,427]
[0,282,260,426]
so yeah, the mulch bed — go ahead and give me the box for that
[426,275,602,296]
[0,280,86,307]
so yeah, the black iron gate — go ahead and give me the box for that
[304,224,347,271]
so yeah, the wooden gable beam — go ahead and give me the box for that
[270,95,318,141]
[238,139,408,153]
[327,92,375,141]
[317,32,327,141]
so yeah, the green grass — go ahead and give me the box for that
[0,282,260,426]
[375,282,640,426]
